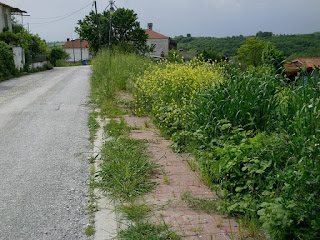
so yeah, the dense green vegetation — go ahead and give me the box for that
[0,25,47,71]
[47,41,65,49]
[134,58,320,239]
[175,32,320,58]
[47,47,69,66]
[91,35,320,238]
[0,41,18,81]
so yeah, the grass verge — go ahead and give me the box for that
[89,50,179,238]
[98,136,156,201]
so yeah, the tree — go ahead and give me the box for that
[0,24,47,71]
[75,8,152,54]
[256,31,273,38]
[261,42,285,71]
[48,47,69,66]
[200,49,222,62]
[237,37,268,67]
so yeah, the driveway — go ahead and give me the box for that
[0,66,91,239]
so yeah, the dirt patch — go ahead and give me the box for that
[123,114,156,129]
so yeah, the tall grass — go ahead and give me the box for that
[90,49,150,116]
[187,66,284,138]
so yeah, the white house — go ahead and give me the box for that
[145,23,170,57]
[0,2,26,33]
[62,39,92,63]
[0,2,27,70]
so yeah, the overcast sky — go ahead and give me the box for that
[4,0,320,42]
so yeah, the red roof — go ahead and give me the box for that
[145,29,169,39]
[63,39,89,49]
[284,58,320,75]
[0,2,27,13]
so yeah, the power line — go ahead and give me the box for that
[29,2,93,25]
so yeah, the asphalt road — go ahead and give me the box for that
[0,66,91,239]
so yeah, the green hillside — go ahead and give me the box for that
[174,32,320,58]
[47,41,65,49]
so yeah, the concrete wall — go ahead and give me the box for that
[147,38,169,56]
[12,46,25,70]
[0,5,12,32]
[65,48,92,62]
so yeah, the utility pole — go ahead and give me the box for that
[94,1,102,50]
[109,0,115,53]
[80,39,83,61]
[71,39,76,63]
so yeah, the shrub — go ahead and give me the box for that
[0,41,18,81]
[133,58,225,135]
[48,47,69,66]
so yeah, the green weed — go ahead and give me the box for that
[88,111,99,143]
[104,118,129,138]
[118,201,151,222]
[118,221,180,240]
[98,137,156,202]
[181,191,218,214]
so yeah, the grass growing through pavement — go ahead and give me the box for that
[103,118,129,138]
[118,221,179,240]
[88,111,99,143]
[99,136,156,201]
[181,191,218,214]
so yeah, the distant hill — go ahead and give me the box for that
[174,32,320,58]
[47,41,65,49]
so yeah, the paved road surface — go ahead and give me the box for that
[0,66,91,239]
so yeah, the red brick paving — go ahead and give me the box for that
[123,115,239,240]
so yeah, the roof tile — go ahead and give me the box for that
[145,29,169,39]
[62,39,89,49]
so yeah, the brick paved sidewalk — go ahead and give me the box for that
[124,115,239,240]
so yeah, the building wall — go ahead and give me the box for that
[0,5,12,32]
[64,48,92,62]
[12,46,25,70]
[147,38,169,56]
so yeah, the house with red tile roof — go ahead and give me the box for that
[62,39,92,62]
[145,23,171,57]
[284,58,320,80]
[0,2,26,33]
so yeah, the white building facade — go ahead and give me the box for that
[62,39,92,63]
[145,23,170,57]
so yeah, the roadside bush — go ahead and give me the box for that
[48,47,69,66]
[0,41,18,81]
[133,58,225,135]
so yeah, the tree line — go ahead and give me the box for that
[174,32,320,59]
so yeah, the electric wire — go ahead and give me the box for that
[29,2,93,25]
